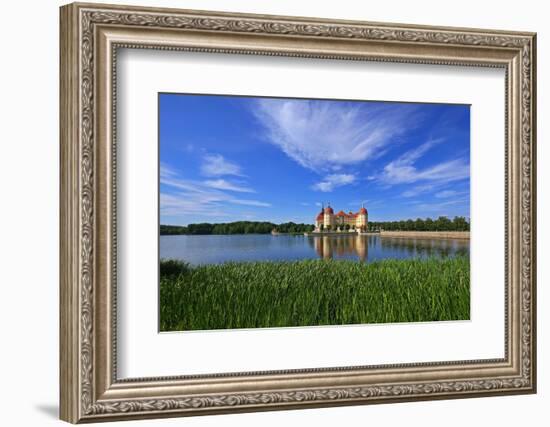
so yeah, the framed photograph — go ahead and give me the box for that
[60,2,537,423]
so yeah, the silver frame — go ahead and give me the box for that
[60,2,536,423]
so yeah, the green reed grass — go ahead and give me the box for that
[160,257,470,331]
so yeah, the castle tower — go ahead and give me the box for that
[323,203,335,229]
[357,203,368,231]
[315,204,324,229]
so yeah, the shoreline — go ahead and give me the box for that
[161,231,470,239]
[304,231,359,237]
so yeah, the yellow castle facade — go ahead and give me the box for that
[314,203,368,232]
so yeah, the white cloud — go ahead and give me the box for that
[401,184,436,198]
[160,163,180,179]
[312,174,356,192]
[200,154,244,177]
[414,197,469,212]
[253,99,417,171]
[160,164,270,219]
[230,199,271,207]
[204,179,255,193]
[160,193,230,217]
[378,139,469,185]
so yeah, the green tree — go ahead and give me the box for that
[425,218,434,231]
[452,216,469,231]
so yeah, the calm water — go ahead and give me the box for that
[160,234,469,265]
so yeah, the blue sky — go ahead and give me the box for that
[159,93,470,225]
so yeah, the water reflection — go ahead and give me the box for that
[160,234,469,265]
[307,235,469,262]
[310,235,368,261]
[379,236,470,259]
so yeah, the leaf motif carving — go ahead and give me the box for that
[77,8,534,417]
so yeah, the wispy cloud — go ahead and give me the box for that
[312,173,356,192]
[411,195,469,215]
[230,199,271,207]
[201,154,244,177]
[401,184,437,198]
[253,99,418,172]
[160,193,231,218]
[161,163,270,220]
[204,179,255,193]
[377,139,469,186]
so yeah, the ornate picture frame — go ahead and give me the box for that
[60,2,536,423]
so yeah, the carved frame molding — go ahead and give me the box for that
[60,2,536,423]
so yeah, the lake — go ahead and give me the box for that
[160,234,469,265]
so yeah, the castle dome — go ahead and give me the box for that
[324,206,334,214]
[359,207,368,214]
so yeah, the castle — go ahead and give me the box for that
[314,203,368,232]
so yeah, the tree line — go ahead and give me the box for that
[367,216,470,232]
[160,216,469,235]
[275,222,315,233]
[160,221,314,235]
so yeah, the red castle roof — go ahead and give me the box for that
[316,204,366,221]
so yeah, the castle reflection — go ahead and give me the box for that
[307,235,469,262]
[310,235,369,261]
